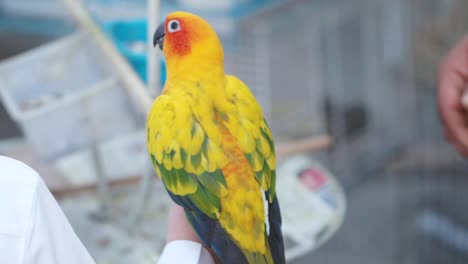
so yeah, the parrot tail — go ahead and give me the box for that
[266,194,286,264]
[168,191,249,263]
[168,191,285,264]
[239,245,274,264]
[239,195,285,264]
[185,209,249,263]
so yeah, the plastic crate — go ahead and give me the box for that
[104,19,166,84]
[0,32,140,160]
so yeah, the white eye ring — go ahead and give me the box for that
[167,19,181,33]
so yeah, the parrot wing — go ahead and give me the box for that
[223,75,277,202]
[147,91,251,263]
[224,75,285,264]
[147,92,227,219]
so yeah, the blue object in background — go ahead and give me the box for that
[103,0,277,85]
[0,13,75,37]
[104,19,166,86]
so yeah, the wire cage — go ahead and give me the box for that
[226,0,468,263]
[231,0,412,185]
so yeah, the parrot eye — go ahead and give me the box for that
[168,20,181,33]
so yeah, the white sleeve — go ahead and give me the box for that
[157,240,215,264]
[22,177,96,264]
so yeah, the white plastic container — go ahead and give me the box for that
[276,155,346,261]
[0,33,140,160]
[54,130,148,184]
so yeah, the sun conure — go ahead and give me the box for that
[147,11,285,264]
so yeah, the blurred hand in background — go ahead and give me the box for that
[438,36,468,157]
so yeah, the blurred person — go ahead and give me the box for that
[0,155,95,264]
[438,36,468,156]
[0,155,214,264]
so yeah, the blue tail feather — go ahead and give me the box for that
[267,195,285,264]
[167,189,285,264]
[167,190,248,263]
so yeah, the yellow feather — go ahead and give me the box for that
[201,153,216,172]
[155,139,165,163]
[258,134,271,157]
[194,100,212,121]
[225,113,241,138]
[261,123,273,139]
[207,141,228,168]
[164,140,177,153]
[192,164,205,175]
[154,166,162,178]
[174,178,197,195]
[204,121,222,144]
[239,103,260,122]
[185,154,205,175]
[177,128,192,150]
[172,148,184,169]
[175,109,193,149]
[159,126,172,148]
[184,155,195,174]
[239,128,256,154]
[266,154,276,169]
[241,119,260,138]
[253,151,265,172]
[163,155,173,170]
[189,123,204,155]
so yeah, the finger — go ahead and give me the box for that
[438,68,468,156]
[438,66,464,131]
[440,105,468,157]
[443,112,468,157]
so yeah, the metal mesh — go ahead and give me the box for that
[222,0,468,263]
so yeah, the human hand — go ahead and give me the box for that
[165,203,219,264]
[166,203,200,243]
[438,36,468,156]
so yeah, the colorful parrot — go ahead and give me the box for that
[147,11,285,264]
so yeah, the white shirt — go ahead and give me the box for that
[158,240,214,264]
[0,155,96,264]
[0,155,214,264]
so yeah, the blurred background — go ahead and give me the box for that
[0,0,467,263]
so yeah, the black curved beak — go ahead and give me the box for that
[153,23,165,50]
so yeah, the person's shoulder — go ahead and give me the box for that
[0,155,40,236]
[0,156,39,179]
